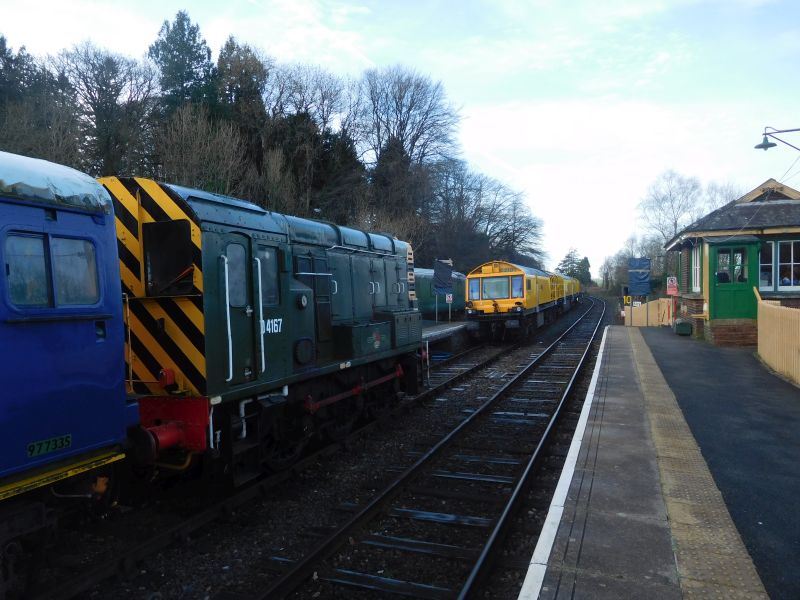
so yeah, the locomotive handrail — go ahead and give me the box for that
[220,255,233,383]
[254,257,266,374]
[369,282,375,294]
[331,280,338,295]
[325,244,392,257]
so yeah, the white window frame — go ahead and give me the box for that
[777,240,800,291]
[759,241,774,291]
[691,244,701,293]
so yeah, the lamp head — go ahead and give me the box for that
[755,135,777,150]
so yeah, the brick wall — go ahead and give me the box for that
[779,298,800,309]
[680,248,690,292]
[677,294,706,339]
[707,319,758,347]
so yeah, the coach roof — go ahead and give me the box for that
[0,151,112,214]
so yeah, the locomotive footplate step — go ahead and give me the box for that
[519,326,773,600]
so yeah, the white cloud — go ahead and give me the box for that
[1,0,161,58]
[460,98,796,276]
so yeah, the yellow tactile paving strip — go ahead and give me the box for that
[628,328,769,600]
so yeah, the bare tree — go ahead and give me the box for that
[56,42,158,175]
[638,169,703,244]
[0,101,80,166]
[157,104,244,195]
[284,64,344,132]
[600,257,614,290]
[704,180,745,211]
[357,65,460,165]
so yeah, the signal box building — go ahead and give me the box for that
[666,179,800,346]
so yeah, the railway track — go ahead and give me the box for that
[29,316,548,600]
[219,298,604,599]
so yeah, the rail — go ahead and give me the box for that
[251,298,604,599]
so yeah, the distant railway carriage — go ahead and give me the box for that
[413,268,466,317]
[464,260,581,339]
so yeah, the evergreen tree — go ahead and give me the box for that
[373,136,414,218]
[148,11,215,115]
[577,257,592,286]
[216,36,268,181]
[556,248,581,277]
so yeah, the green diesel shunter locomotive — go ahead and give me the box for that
[100,176,421,484]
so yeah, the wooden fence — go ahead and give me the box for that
[624,298,673,327]
[754,289,800,386]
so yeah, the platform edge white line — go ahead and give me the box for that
[517,324,609,600]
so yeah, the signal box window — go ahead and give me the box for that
[482,276,509,300]
[759,242,773,290]
[257,247,279,305]
[5,234,50,306]
[468,279,480,300]
[52,238,99,305]
[143,220,194,296]
[733,248,747,282]
[778,240,800,288]
[716,247,747,284]
[511,275,524,298]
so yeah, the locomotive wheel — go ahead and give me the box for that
[263,436,307,471]
[0,540,26,599]
[366,380,400,420]
[322,397,363,442]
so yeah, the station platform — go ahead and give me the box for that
[519,325,800,600]
[421,319,466,343]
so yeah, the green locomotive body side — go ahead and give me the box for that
[101,176,420,482]
[171,183,420,402]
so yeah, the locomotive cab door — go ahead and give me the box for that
[352,255,373,321]
[329,253,354,323]
[255,244,287,382]
[370,258,388,309]
[384,258,404,309]
[220,233,257,385]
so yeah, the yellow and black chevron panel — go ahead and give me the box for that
[100,177,206,396]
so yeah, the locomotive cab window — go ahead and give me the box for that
[226,243,247,307]
[511,275,524,298]
[257,246,279,305]
[469,279,480,300]
[143,220,194,296]
[482,276,509,300]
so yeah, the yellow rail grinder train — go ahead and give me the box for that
[464,260,581,340]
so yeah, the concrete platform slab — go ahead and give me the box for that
[519,325,772,600]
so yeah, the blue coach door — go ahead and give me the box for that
[0,203,127,478]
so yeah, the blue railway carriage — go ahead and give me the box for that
[0,152,135,587]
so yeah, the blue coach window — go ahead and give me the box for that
[5,234,51,306]
[52,237,99,305]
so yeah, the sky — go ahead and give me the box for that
[2,0,799,277]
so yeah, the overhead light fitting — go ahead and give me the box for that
[754,127,800,152]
